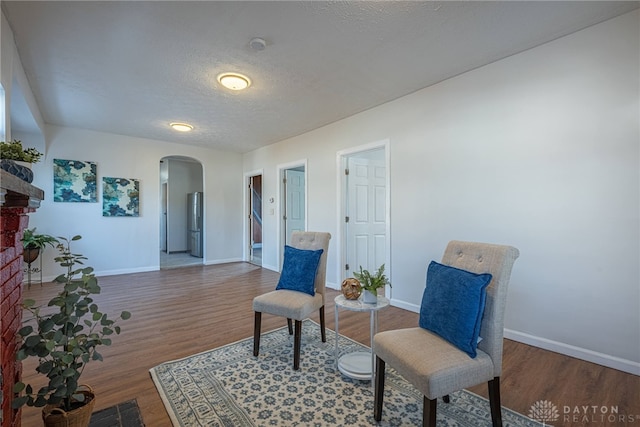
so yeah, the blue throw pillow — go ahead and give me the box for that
[276,245,324,296]
[419,261,492,358]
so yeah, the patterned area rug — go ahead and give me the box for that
[150,320,542,426]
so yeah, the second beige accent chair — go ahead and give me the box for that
[253,231,331,370]
[373,240,519,427]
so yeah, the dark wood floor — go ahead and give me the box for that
[19,263,639,426]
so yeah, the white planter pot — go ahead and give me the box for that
[362,289,377,304]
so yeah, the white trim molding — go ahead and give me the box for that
[375,296,640,375]
[504,329,640,376]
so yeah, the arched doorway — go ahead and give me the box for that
[159,156,204,269]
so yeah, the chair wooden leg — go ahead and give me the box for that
[293,320,302,370]
[488,377,503,427]
[287,318,293,335]
[374,356,385,421]
[424,397,437,427]
[443,395,450,403]
[319,306,326,342]
[253,312,261,357]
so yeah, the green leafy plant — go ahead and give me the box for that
[354,264,391,295]
[0,139,43,163]
[21,228,59,250]
[13,235,131,411]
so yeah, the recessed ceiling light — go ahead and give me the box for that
[170,122,193,132]
[217,73,251,91]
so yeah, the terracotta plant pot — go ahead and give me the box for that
[42,386,95,427]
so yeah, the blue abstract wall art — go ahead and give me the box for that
[103,177,140,217]
[53,159,97,202]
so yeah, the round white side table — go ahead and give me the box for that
[334,294,390,380]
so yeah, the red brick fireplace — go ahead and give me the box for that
[0,170,44,427]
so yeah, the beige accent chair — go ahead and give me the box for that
[253,231,331,370]
[373,240,519,427]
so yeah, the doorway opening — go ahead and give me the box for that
[338,141,390,295]
[278,161,307,267]
[159,156,204,269]
[247,172,263,266]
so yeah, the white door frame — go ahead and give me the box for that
[243,169,263,262]
[277,159,308,270]
[336,140,391,296]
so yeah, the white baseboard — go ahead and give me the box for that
[504,329,640,376]
[383,298,639,376]
[204,257,243,266]
[41,266,159,283]
[390,298,420,313]
[260,263,279,272]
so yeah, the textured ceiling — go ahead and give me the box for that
[2,1,637,153]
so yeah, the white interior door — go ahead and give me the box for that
[345,153,386,278]
[285,169,305,244]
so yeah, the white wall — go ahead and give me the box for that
[243,11,639,373]
[29,125,244,278]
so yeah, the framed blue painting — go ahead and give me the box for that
[103,177,140,217]
[53,159,97,202]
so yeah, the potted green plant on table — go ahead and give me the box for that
[0,139,43,183]
[354,264,391,304]
[13,235,131,427]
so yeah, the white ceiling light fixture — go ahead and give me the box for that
[170,122,193,132]
[217,72,251,91]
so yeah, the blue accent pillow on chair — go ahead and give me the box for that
[276,245,324,296]
[419,261,492,358]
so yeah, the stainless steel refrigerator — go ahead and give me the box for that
[187,192,203,258]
